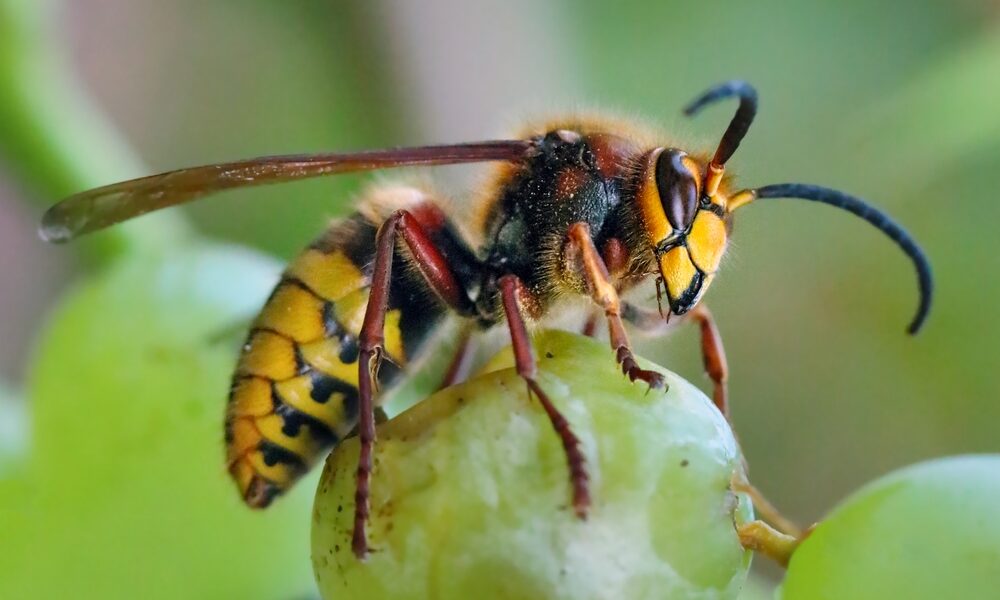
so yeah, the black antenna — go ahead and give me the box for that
[683,80,759,167]
[754,183,933,334]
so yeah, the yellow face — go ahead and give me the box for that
[637,148,730,314]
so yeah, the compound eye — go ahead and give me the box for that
[655,149,699,231]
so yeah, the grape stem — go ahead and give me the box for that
[737,521,799,568]
[731,471,804,538]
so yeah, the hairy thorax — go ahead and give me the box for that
[473,124,646,322]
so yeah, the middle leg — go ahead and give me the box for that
[498,274,590,518]
[437,327,476,390]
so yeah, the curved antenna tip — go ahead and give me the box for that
[905,269,933,335]
[754,183,933,337]
[682,80,759,167]
[682,79,758,117]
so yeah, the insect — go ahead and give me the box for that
[40,80,932,559]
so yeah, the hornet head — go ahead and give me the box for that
[634,80,932,333]
[636,147,731,315]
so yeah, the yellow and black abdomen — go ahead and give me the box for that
[225,191,466,507]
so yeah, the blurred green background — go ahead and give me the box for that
[1,0,998,597]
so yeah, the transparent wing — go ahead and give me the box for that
[40,140,534,242]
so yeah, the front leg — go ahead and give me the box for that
[620,301,729,418]
[687,305,729,419]
[565,223,666,390]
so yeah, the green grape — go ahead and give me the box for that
[312,330,753,600]
[781,455,1000,600]
[1,243,317,599]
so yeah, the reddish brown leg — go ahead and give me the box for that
[565,223,665,390]
[498,274,590,518]
[581,311,600,337]
[437,328,476,390]
[354,209,474,559]
[687,305,729,419]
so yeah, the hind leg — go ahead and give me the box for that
[354,203,479,559]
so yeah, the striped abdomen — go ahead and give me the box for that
[225,197,460,507]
